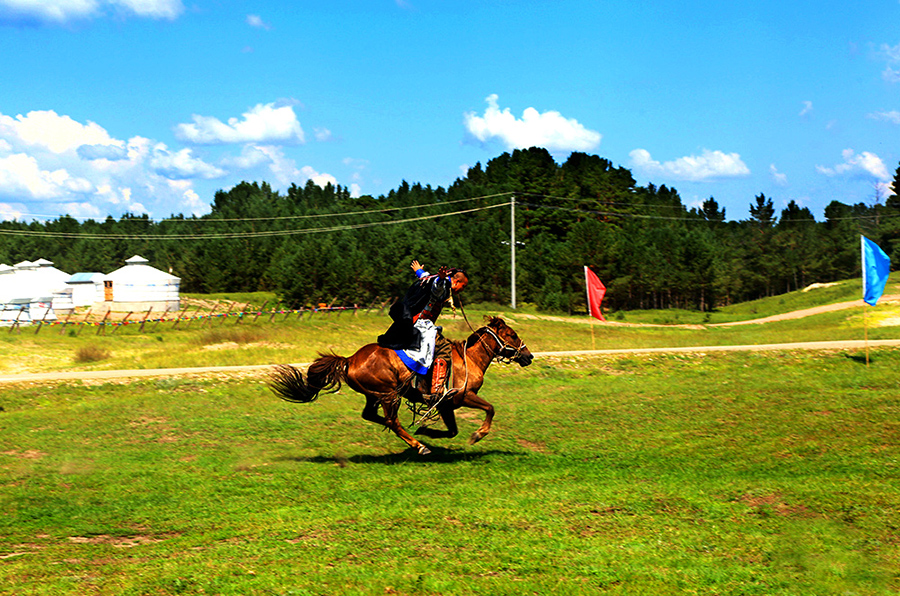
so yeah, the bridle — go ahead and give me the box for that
[478,325,527,364]
[453,292,526,363]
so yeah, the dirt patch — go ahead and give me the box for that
[516,438,548,453]
[739,493,814,518]
[2,450,47,459]
[67,534,175,548]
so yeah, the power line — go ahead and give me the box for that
[0,201,513,240]
[5,192,515,224]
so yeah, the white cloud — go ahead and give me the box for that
[300,165,337,188]
[174,102,305,145]
[464,94,601,152]
[816,148,890,180]
[225,143,336,190]
[314,127,332,142]
[881,42,900,83]
[629,148,750,181]
[0,106,349,219]
[60,201,102,219]
[0,202,25,221]
[246,14,271,29]
[112,0,181,19]
[770,164,787,186]
[0,109,226,217]
[868,110,900,124]
[799,101,813,117]
[0,152,92,199]
[349,183,361,198]
[150,143,226,180]
[0,109,121,154]
[0,0,182,23]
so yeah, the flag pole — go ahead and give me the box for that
[585,266,595,350]
[864,301,870,367]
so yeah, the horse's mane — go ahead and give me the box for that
[462,316,505,348]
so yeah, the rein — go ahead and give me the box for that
[455,293,527,363]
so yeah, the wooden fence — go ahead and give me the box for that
[4,296,395,336]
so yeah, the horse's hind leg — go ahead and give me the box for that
[361,392,432,455]
[361,394,388,427]
[380,397,432,455]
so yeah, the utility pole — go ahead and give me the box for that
[511,196,516,309]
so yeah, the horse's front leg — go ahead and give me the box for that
[415,404,459,439]
[459,390,494,445]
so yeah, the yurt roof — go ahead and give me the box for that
[108,255,180,282]
[68,272,107,284]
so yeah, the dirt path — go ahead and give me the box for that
[4,297,899,385]
[507,294,900,328]
[709,295,900,327]
[4,338,900,385]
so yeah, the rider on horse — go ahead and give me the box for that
[377,259,468,402]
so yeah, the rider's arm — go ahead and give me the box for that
[411,259,427,279]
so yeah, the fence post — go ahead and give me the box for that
[253,300,269,324]
[219,301,234,326]
[58,310,73,335]
[9,308,24,334]
[96,309,111,335]
[325,296,338,316]
[183,304,197,329]
[202,303,218,328]
[378,297,394,315]
[268,302,280,323]
[172,305,189,330]
[139,307,154,333]
[76,307,92,336]
[152,307,170,332]
[365,295,380,314]
[113,311,133,334]
[235,302,250,325]
[34,306,50,335]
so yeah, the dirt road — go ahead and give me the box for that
[3,338,899,385]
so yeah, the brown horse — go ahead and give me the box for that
[268,317,533,455]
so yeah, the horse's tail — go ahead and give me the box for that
[268,352,348,403]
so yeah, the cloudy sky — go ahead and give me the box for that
[1,0,898,222]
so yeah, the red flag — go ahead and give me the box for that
[584,266,606,321]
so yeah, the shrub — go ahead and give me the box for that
[74,345,111,363]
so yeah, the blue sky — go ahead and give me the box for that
[1,0,899,223]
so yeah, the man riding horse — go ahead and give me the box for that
[377,259,468,403]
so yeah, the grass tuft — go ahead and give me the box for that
[73,345,111,363]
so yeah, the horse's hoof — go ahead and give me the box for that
[417,445,432,456]
[468,432,485,446]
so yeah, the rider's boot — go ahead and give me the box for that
[422,358,449,405]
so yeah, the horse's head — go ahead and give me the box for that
[481,316,533,367]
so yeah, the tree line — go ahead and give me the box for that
[2,147,899,313]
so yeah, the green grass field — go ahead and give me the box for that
[1,283,899,594]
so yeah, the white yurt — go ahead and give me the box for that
[0,259,68,323]
[9,259,71,300]
[100,255,180,313]
[66,272,108,307]
[0,264,14,303]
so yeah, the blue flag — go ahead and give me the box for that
[861,236,891,306]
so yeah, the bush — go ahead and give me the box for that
[74,345,111,363]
